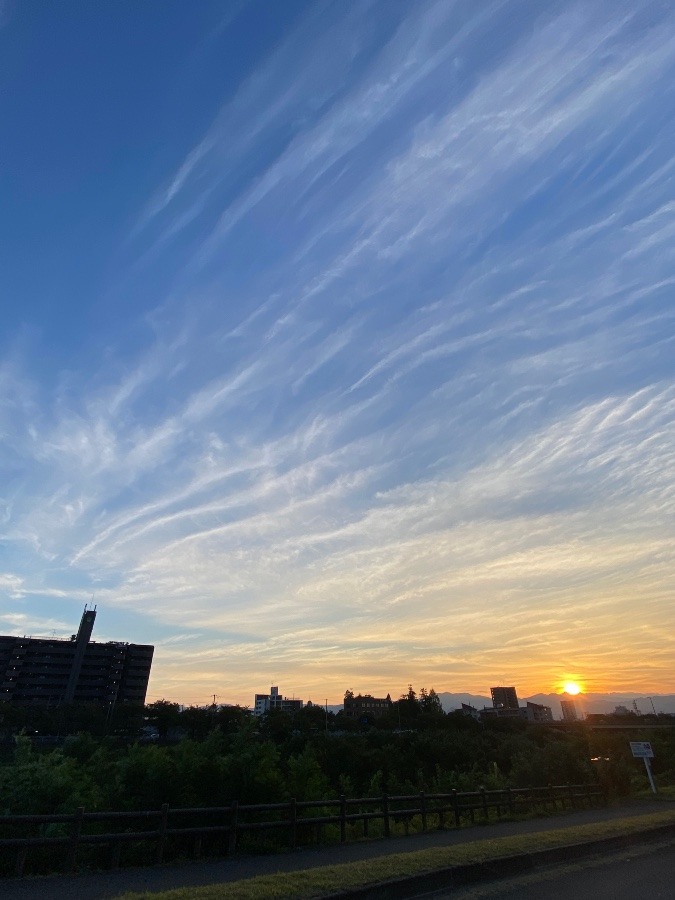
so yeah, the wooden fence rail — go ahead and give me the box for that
[0,782,605,877]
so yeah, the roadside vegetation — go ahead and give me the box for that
[1,688,674,818]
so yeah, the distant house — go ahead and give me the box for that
[253,685,302,716]
[459,702,481,721]
[343,691,393,720]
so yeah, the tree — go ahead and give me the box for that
[420,688,444,717]
[145,700,181,740]
[215,704,250,734]
[397,685,420,726]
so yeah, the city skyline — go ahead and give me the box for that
[1,1,674,705]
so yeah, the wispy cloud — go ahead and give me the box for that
[2,0,674,702]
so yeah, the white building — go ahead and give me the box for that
[254,685,303,716]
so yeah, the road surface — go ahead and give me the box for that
[422,837,675,898]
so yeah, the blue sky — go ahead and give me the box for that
[1,0,674,705]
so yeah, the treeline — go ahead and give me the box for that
[1,693,674,817]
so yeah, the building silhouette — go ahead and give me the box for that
[0,607,153,707]
[343,692,393,720]
[490,686,519,711]
[560,698,579,721]
[525,701,553,723]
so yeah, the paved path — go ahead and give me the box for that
[2,799,673,899]
[427,836,675,898]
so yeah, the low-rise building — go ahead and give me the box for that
[459,702,481,720]
[343,691,393,720]
[525,701,553,723]
[253,685,303,716]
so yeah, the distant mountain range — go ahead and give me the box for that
[435,692,675,717]
[325,692,675,717]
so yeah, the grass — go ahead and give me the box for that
[117,808,675,900]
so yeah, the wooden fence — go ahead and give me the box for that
[0,782,605,877]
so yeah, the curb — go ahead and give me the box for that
[330,822,675,898]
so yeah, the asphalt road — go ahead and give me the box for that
[1,799,673,899]
[423,838,675,898]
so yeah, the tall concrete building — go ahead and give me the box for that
[560,699,579,721]
[0,607,153,707]
[490,686,519,711]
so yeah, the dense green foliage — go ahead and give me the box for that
[1,694,674,816]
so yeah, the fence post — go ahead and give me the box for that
[339,795,347,843]
[382,794,390,838]
[452,789,460,827]
[110,840,122,869]
[68,806,85,873]
[156,803,169,864]
[289,798,297,849]
[193,835,202,859]
[567,783,575,809]
[228,799,239,854]
[480,786,488,821]
[420,791,427,832]
[15,847,27,878]
[548,783,555,811]
[507,787,514,816]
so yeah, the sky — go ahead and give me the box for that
[1,0,674,707]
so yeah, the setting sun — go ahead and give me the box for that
[562,681,582,695]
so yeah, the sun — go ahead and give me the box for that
[562,681,582,695]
